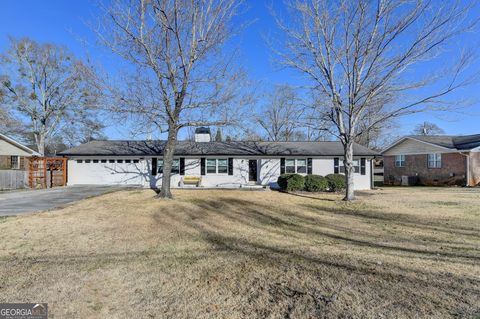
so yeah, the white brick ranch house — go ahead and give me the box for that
[60,128,378,190]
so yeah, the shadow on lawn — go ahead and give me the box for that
[189,198,479,261]
[152,197,480,299]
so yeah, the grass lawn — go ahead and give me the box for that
[0,187,479,318]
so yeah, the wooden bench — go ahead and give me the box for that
[181,176,202,187]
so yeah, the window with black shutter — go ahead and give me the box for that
[360,158,366,175]
[334,158,339,174]
[152,158,157,175]
[307,158,312,174]
[280,158,285,174]
[228,158,233,175]
[200,158,206,175]
[180,158,185,175]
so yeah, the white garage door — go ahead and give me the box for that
[68,158,146,186]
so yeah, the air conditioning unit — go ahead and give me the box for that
[401,175,418,186]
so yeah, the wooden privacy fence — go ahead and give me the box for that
[29,157,67,189]
[0,170,29,190]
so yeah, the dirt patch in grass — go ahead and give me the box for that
[0,187,479,318]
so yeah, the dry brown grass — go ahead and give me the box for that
[0,187,479,318]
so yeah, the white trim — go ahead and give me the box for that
[0,133,40,156]
[206,158,229,175]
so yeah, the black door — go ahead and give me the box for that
[248,160,258,182]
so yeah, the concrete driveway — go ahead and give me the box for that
[0,185,135,216]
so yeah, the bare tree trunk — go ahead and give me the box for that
[159,127,177,199]
[343,141,355,201]
[35,132,45,156]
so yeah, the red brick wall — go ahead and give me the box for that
[384,153,467,186]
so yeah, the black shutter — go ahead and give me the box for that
[180,157,185,175]
[280,158,285,174]
[307,158,313,174]
[334,157,339,174]
[152,158,157,175]
[360,158,366,175]
[228,158,233,175]
[200,158,206,175]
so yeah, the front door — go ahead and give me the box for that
[248,160,258,182]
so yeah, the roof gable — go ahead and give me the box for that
[382,137,451,155]
[382,134,480,154]
[0,133,40,156]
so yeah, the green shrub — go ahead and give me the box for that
[325,174,346,192]
[277,174,305,192]
[304,175,328,192]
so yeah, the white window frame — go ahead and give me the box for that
[206,158,228,175]
[10,156,20,169]
[395,155,405,167]
[339,159,360,174]
[285,158,308,174]
[427,153,441,168]
[158,159,180,174]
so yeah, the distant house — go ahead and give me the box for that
[0,133,39,171]
[0,133,40,190]
[382,134,480,186]
[60,127,378,190]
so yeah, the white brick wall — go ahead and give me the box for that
[67,156,373,190]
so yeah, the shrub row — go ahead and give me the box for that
[277,174,346,192]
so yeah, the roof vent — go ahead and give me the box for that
[194,127,211,142]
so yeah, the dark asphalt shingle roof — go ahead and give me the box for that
[59,140,378,157]
[405,134,480,150]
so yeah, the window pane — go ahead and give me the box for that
[117,160,123,163]
[125,159,131,163]
[218,159,228,173]
[109,159,115,163]
[286,159,295,173]
[77,160,83,164]
[85,160,91,163]
[286,166,295,173]
[296,159,306,173]
[297,166,306,173]
[101,159,107,163]
[133,159,139,163]
[172,159,180,173]
[93,160,99,163]
[11,156,19,169]
[207,159,216,173]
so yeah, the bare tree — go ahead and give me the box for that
[0,37,103,155]
[0,104,25,137]
[96,0,246,198]
[412,121,445,135]
[272,0,478,200]
[256,84,307,141]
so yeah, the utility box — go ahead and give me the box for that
[401,175,418,186]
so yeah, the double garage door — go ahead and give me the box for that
[67,158,146,185]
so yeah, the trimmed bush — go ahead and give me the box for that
[277,174,305,192]
[325,174,346,192]
[304,175,328,192]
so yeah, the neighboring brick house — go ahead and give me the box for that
[382,134,480,186]
[0,133,40,171]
